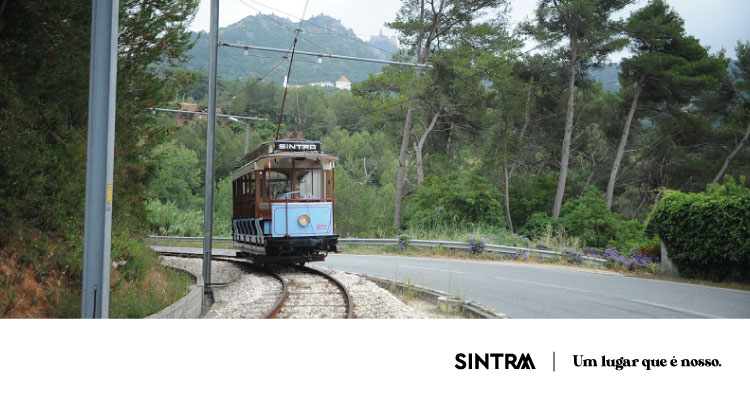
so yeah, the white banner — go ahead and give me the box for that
[1,320,746,399]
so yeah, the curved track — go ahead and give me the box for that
[161,251,352,319]
[271,264,353,319]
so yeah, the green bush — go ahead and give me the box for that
[333,169,396,238]
[146,199,204,236]
[509,173,565,228]
[520,187,647,250]
[518,212,562,240]
[614,219,647,251]
[406,171,506,229]
[559,186,620,248]
[649,176,750,282]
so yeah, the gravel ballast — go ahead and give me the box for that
[159,257,442,318]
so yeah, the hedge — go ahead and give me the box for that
[649,180,750,282]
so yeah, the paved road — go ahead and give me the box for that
[319,254,750,318]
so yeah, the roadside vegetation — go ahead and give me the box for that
[1,0,749,317]
[0,0,200,317]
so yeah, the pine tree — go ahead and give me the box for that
[606,0,727,208]
[521,0,630,218]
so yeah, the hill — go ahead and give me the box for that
[588,63,621,93]
[181,13,626,90]
[182,14,395,84]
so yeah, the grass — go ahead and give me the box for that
[108,262,194,318]
[382,279,465,319]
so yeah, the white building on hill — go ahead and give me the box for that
[335,76,351,90]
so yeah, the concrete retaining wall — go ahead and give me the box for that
[364,275,507,319]
[147,265,204,319]
[660,241,680,278]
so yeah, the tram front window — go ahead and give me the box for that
[266,171,293,200]
[296,170,322,199]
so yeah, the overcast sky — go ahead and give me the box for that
[190,0,749,60]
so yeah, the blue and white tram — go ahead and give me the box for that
[231,140,338,264]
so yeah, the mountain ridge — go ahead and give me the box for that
[182,13,395,84]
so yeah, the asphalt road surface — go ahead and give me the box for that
[320,254,750,318]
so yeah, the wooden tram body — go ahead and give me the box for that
[231,140,338,264]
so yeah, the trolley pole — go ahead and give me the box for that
[244,123,252,154]
[202,0,219,289]
[81,0,119,318]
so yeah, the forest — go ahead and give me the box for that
[1,0,749,316]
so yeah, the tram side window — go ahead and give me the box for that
[249,173,256,199]
[295,170,323,199]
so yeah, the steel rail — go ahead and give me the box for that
[156,249,350,318]
[213,256,289,319]
[297,265,353,319]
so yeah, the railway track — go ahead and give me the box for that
[160,251,352,319]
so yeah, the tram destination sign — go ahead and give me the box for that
[274,140,322,153]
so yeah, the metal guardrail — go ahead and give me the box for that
[149,235,232,243]
[147,235,606,265]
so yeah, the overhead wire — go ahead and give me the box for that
[257,55,288,81]
[273,0,310,139]
[247,0,638,134]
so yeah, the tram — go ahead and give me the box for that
[231,139,338,264]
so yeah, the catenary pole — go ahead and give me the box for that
[202,0,219,290]
[81,0,119,318]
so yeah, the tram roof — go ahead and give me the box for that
[232,140,337,179]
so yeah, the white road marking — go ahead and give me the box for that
[396,264,465,274]
[494,276,592,293]
[628,299,721,318]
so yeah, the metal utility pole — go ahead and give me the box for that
[81,0,119,318]
[202,0,219,289]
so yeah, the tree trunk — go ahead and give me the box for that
[414,140,424,184]
[606,77,644,209]
[631,192,648,220]
[393,0,444,230]
[552,37,577,219]
[413,109,441,185]
[712,120,750,183]
[394,93,420,230]
[510,77,534,178]
[503,158,514,233]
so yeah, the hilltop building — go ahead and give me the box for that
[335,76,351,90]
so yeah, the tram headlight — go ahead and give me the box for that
[298,214,311,227]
